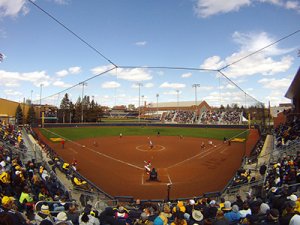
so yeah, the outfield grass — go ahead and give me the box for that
[40,126,249,141]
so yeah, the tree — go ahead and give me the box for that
[26,105,36,125]
[73,97,82,122]
[60,93,72,123]
[15,104,24,125]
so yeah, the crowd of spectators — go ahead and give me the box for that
[221,111,242,125]
[173,111,196,124]
[274,116,300,149]
[164,111,177,123]
[199,110,242,125]
[200,111,222,124]
[152,109,243,125]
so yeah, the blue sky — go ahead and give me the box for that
[0,0,299,108]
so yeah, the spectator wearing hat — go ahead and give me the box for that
[189,209,203,224]
[218,198,225,210]
[221,201,232,213]
[172,201,186,213]
[259,203,270,215]
[1,195,29,224]
[160,204,172,220]
[56,211,73,225]
[224,205,241,224]
[35,204,55,224]
[185,199,195,216]
[280,201,296,225]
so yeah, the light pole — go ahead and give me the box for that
[30,90,33,105]
[156,93,159,117]
[141,95,144,107]
[176,90,179,111]
[137,83,143,123]
[39,84,44,106]
[80,82,87,123]
[192,84,200,106]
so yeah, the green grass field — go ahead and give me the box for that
[40,126,249,141]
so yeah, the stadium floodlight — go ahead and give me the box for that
[156,93,159,117]
[39,83,44,106]
[31,90,33,105]
[141,95,144,107]
[176,90,179,110]
[80,82,88,123]
[192,84,200,106]
[137,82,143,123]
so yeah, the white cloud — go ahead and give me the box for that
[69,66,81,74]
[0,70,51,87]
[163,90,182,95]
[5,81,20,87]
[194,0,300,17]
[160,82,186,89]
[56,66,81,77]
[264,90,290,106]
[260,0,300,11]
[22,71,51,86]
[52,80,72,88]
[201,31,294,78]
[4,89,22,96]
[201,56,225,70]
[113,68,152,81]
[56,70,69,77]
[194,0,251,18]
[0,0,28,17]
[91,65,152,81]
[157,71,164,76]
[135,41,147,46]
[227,84,235,89]
[285,1,300,11]
[258,77,292,89]
[91,65,115,75]
[102,81,120,89]
[53,0,70,5]
[204,90,248,106]
[144,83,154,88]
[199,86,214,91]
[181,72,192,78]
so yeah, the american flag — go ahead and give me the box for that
[0,53,3,62]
